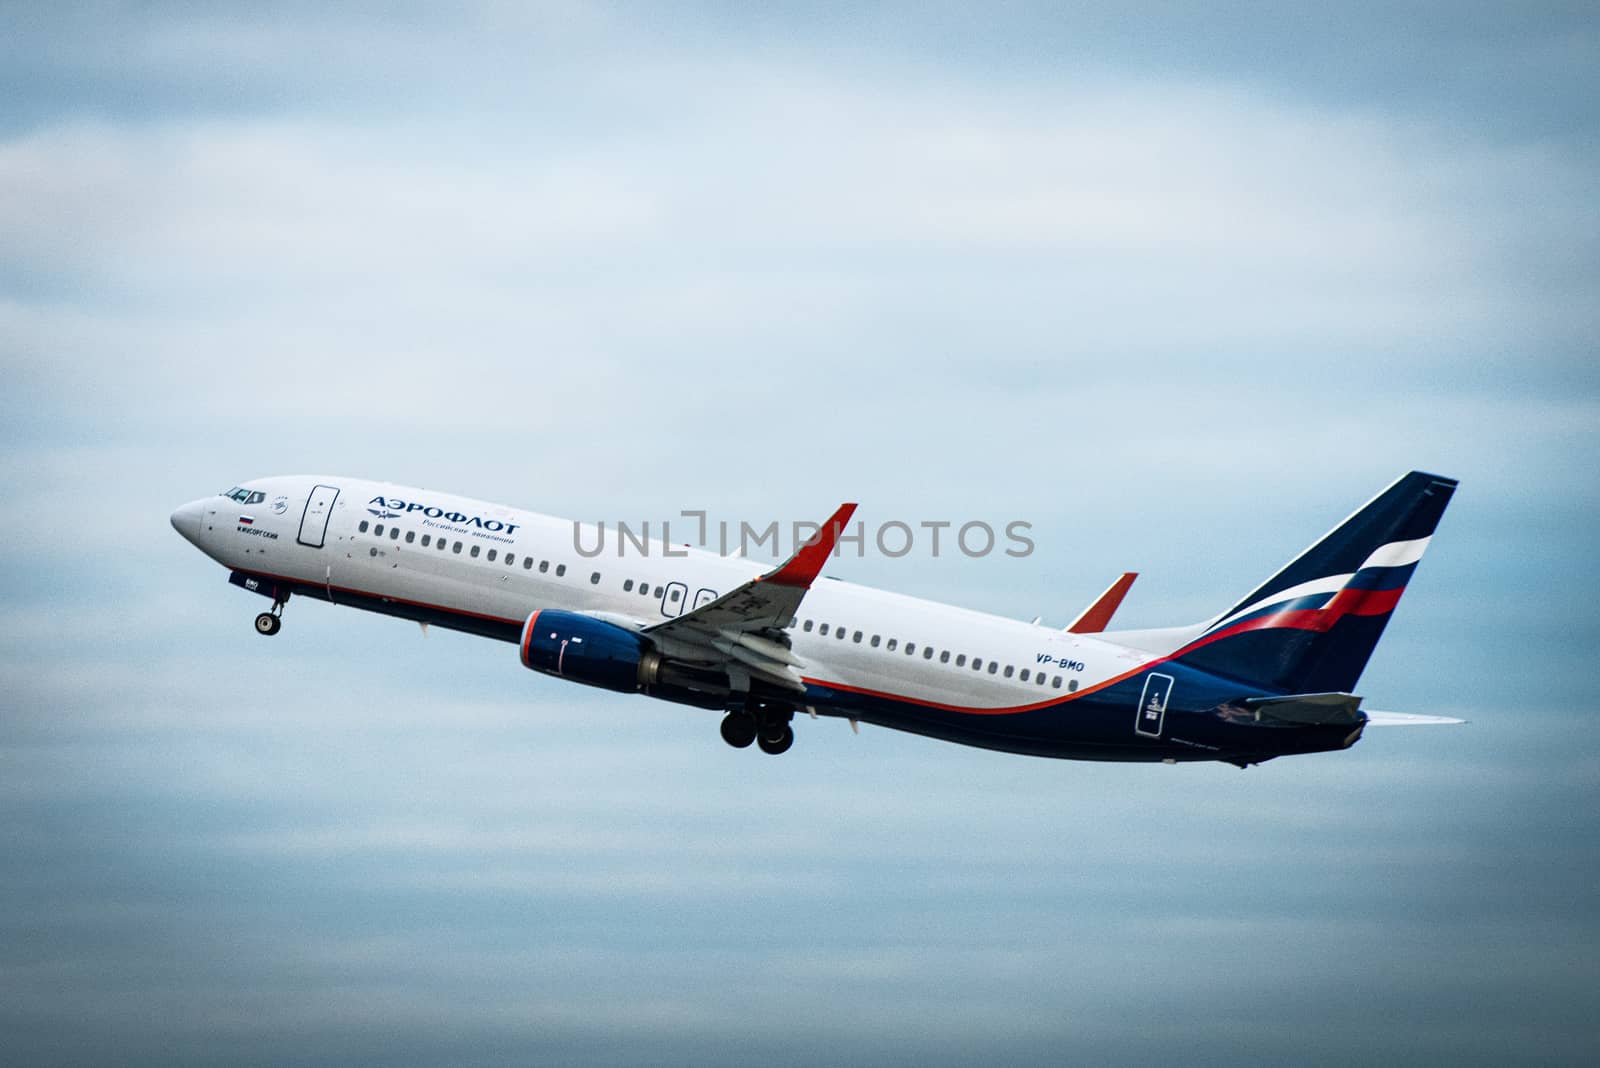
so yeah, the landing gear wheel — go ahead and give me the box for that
[720,712,757,749]
[757,724,794,755]
[254,612,281,636]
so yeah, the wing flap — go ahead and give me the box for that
[641,502,856,691]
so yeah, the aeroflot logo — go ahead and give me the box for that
[368,496,521,535]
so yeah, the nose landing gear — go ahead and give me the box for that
[253,592,289,636]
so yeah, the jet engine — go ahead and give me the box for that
[518,610,728,708]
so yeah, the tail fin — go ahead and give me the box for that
[1173,471,1457,694]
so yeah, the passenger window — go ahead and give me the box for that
[374,524,384,536]
[470,545,480,558]
[453,541,462,553]
[406,531,415,544]
[640,584,651,596]
[624,579,634,592]
[837,627,846,640]
[539,560,549,573]
[804,620,814,632]
[590,572,601,585]
[905,643,915,655]
[556,564,566,577]
[988,662,998,674]
[886,638,897,651]
[939,650,950,663]
[852,630,863,643]
[421,534,430,547]
[955,654,966,667]
[870,635,880,647]
[1004,665,1014,678]
[923,647,934,660]
[820,624,829,636]
[1037,673,1047,686]
[669,587,680,602]
[359,520,369,533]
[1051,676,1062,688]
[971,658,981,671]
[1068,679,1079,692]
[1020,669,1030,682]
[506,554,515,566]
[524,557,533,569]
[438,539,447,551]
[487,549,497,561]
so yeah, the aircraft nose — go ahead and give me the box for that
[170,498,205,547]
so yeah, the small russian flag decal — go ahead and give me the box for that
[238,516,254,525]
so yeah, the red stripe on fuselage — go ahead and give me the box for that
[800,674,1100,715]
[804,583,1410,717]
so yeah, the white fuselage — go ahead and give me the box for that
[174,475,1155,715]
[175,470,1453,764]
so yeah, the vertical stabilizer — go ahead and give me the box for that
[1171,471,1457,693]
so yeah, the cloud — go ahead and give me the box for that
[3,69,1591,479]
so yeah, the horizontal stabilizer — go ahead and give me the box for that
[1362,710,1467,726]
[1243,692,1364,725]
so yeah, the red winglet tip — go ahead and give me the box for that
[764,502,858,588]
[1068,572,1138,633]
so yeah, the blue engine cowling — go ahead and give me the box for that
[519,610,654,694]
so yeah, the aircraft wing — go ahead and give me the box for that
[641,502,856,693]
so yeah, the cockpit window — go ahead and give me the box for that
[220,487,266,505]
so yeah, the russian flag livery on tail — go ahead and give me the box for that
[1169,471,1456,695]
[172,471,1461,767]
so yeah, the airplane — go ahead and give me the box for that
[170,471,1461,767]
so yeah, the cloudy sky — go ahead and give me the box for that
[2,3,1596,1064]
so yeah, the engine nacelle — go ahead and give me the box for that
[519,609,655,694]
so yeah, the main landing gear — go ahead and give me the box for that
[254,593,288,636]
[720,701,795,755]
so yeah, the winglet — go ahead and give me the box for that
[762,502,858,588]
[1066,572,1138,633]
